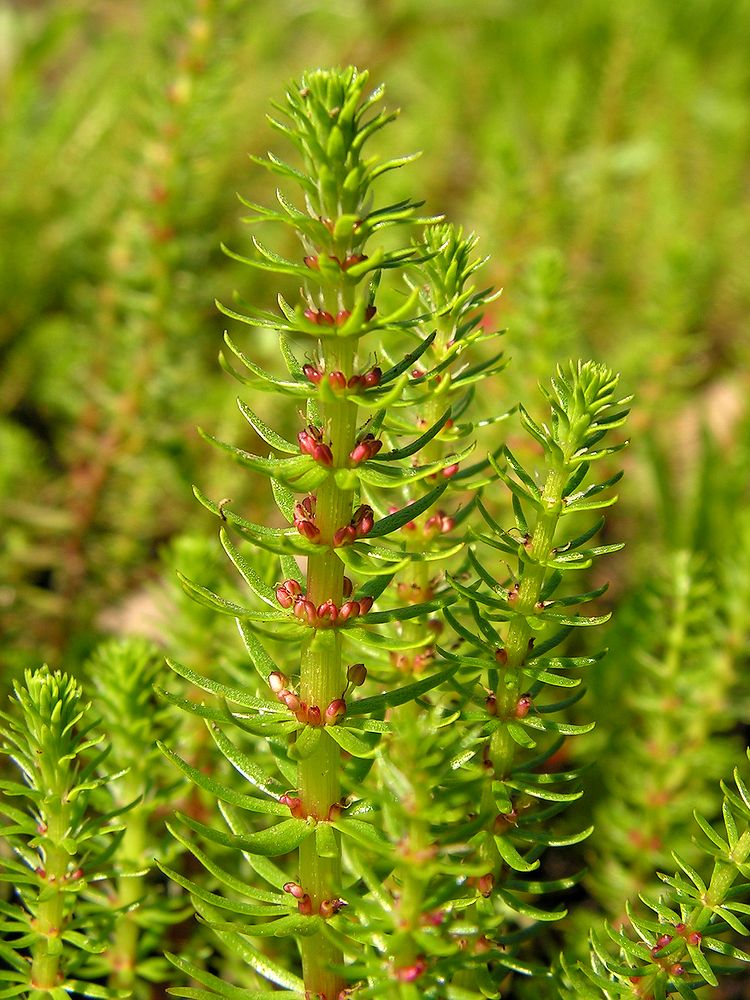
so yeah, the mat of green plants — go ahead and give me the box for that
[1,3,749,999]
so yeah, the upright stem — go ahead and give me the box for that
[31,805,70,993]
[483,466,566,859]
[298,337,357,999]
[109,774,148,991]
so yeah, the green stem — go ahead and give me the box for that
[109,790,148,991]
[298,337,358,999]
[483,465,566,857]
[31,805,70,993]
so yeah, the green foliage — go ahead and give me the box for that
[0,668,129,998]
[1,4,749,998]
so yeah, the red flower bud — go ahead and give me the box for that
[325,698,346,724]
[303,308,320,324]
[655,934,672,950]
[495,648,508,665]
[312,443,334,466]
[297,520,320,542]
[363,365,381,388]
[349,441,370,464]
[442,462,459,478]
[338,600,359,622]
[306,705,322,727]
[688,931,702,946]
[336,310,351,325]
[302,363,322,384]
[328,370,347,391]
[297,893,313,915]
[342,576,353,597]
[358,595,374,615]
[333,524,357,547]
[283,881,305,899]
[275,585,294,608]
[347,374,364,389]
[303,255,319,270]
[279,794,304,818]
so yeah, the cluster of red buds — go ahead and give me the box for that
[283,882,346,919]
[333,504,374,547]
[303,253,367,271]
[397,506,455,537]
[290,593,374,628]
[303,363,382,393]
[269,670,349,726]
[297,425,333,466]
[350,433,382,464]
[674,924,702,947]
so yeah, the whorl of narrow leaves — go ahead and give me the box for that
[563,753,750,998]
[0,667,129,999]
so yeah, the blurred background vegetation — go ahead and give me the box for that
[2,0,749,673]
[2,0,750,986]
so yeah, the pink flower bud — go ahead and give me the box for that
[279,795,304,818]
[328,370,347,391]
[347,663,367,686]
[442,463,459,478]
[304,308,320,324]
[317,599,337,625]
[333,524,357,547]
[347,374,364,390]
[296,520,320,542]
[283,881,305,899]
[336,310,351,325]
[338,600,359,623]
[281,691,301,713]
[325,698,346,725]
[411,368,425,379]
[515,694,532,718]
[358,595,373,615]
[297,429,315,456]
[303,255,319,270]
[275,585,293,608]
[319,310,335,325]
[312,443,334,466]
[297,893,313,916]
[268,671,288,694]
[349,441,370,464]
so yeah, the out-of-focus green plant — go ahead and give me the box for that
[0,669,129,998]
